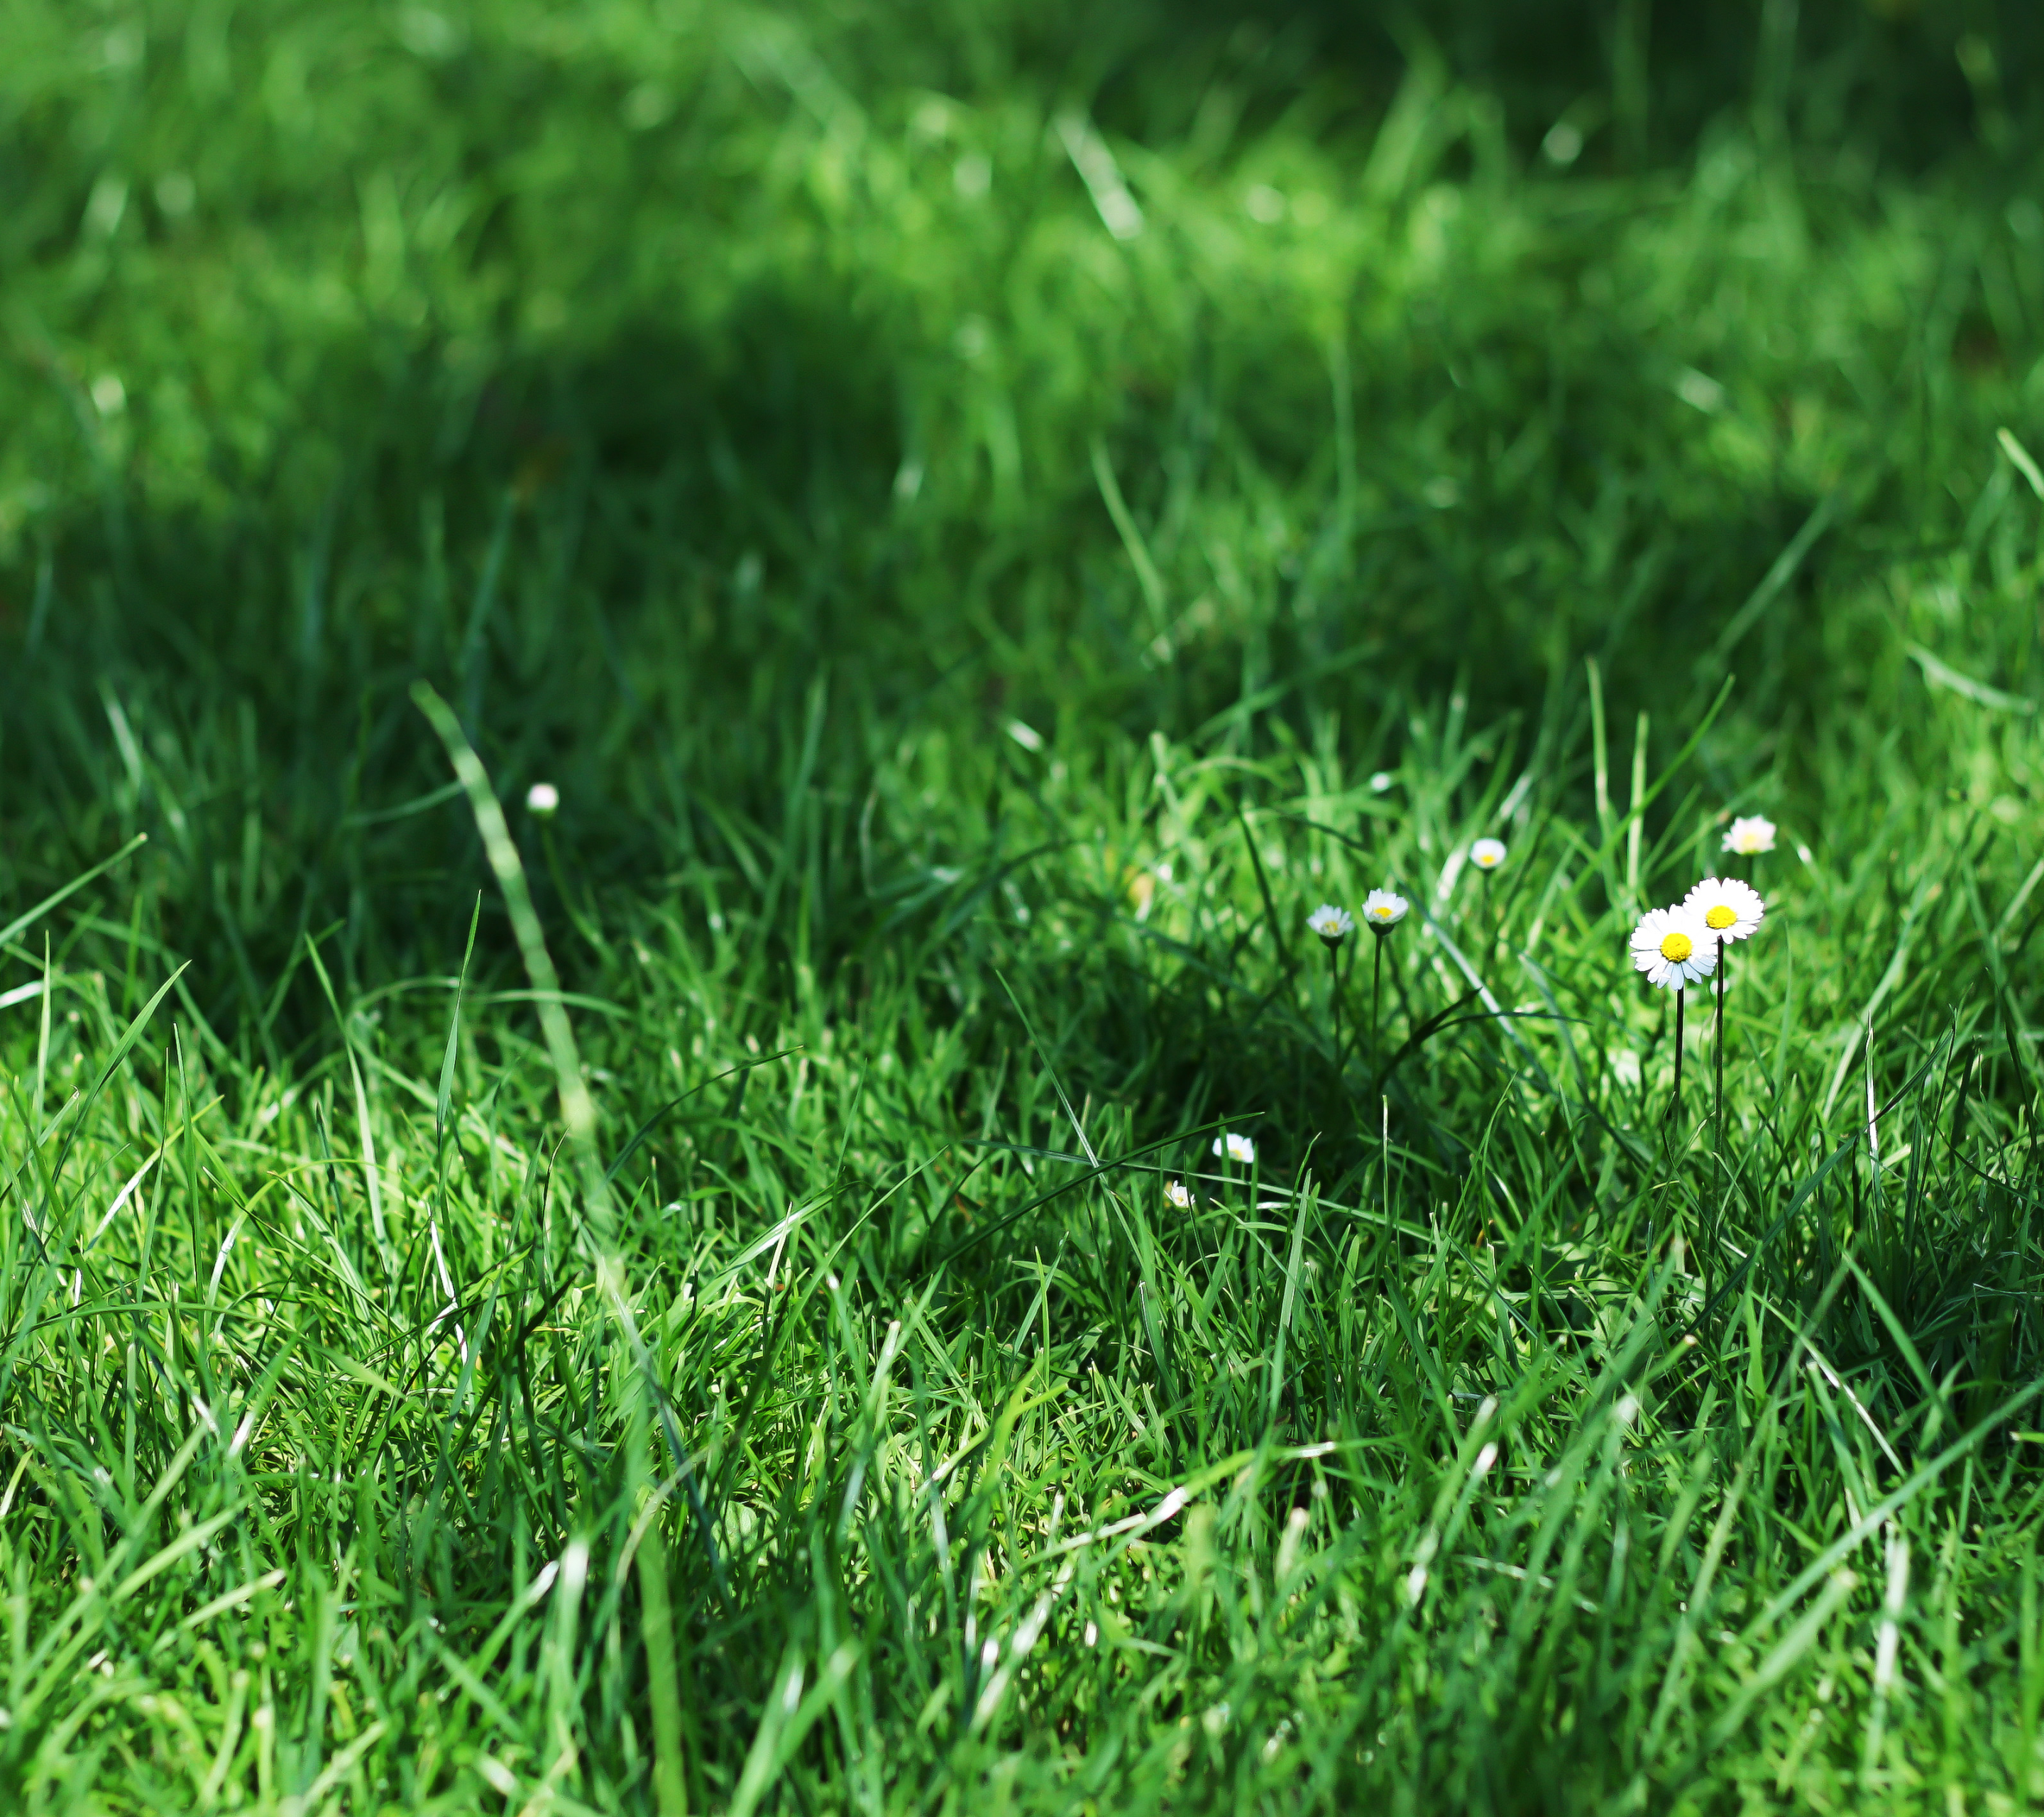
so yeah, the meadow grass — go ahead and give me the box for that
[5,2,2044,1811]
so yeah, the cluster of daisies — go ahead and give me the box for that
[1163,816,1780,1204]
[1304,838,1509,951]
[1299,816,1777,992]
[1629,817,1774,992]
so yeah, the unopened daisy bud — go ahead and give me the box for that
[1471,838,1507,872]
[1722,816,1776,856]
[1165,1179,1194,1210]
[1629,906,1718,991]
[1363,889,1408,931]
[526,781,560,818]
[1682,877,1765,943]
[1307,904,1354,948]
[1214,1133,1255,1165]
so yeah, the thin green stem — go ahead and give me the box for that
[1326,940,1343,1075]
[1371,935,1384,1077]
[1671,986,1686,1125]
[1714,957,1727,1151]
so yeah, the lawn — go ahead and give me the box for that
[4,1,2044,1810]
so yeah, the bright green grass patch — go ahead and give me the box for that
[6,2,2044,1812]
[13,671,2044,1813]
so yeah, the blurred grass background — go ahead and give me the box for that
[9,2,2044,1811]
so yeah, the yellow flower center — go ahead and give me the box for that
[1373,904,1392,917]
[1705,904,1736,931]
[1659,931,1693,963]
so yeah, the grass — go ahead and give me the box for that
[5,1,2044,1809]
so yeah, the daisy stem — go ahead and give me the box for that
[1326,941,1343,1075]
[1370,935,1383,1075]
[1710,955,1727,1302]
[1714,955,1727,1151]
[1671,987,1685,1124]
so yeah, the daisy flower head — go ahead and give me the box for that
[1682,876,1765,944]
[526,781,560,818]
[1214,1132,1255,1166]
[1471,838,1507,872]
[1165,1178,1194,1210]
[1630,906,1718,990]
[1363,888,1409,932]
[1722,816,1776,857]
[1307,904,1354,948]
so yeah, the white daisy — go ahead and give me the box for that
[1214,1133,1255,1165]
[526,781,560,818]
[1307,904,1354,947]
[1165,1179,1193,1210]
[1471,838,1507,872]
[1722,815,1776,856]
[1363,889,1409,931]
[1682,876,1765,943]
[1630,906,1718,990]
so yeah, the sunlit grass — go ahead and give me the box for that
[4,2,2044,1811]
